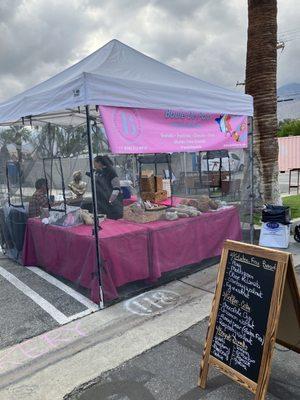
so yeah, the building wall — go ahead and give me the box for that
[278,136,300,172]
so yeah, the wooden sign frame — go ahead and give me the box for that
[199,240,300,400]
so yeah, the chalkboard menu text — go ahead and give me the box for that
[211,250,277,382]
[199,240,299,400]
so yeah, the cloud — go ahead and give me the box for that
[0,0,299,103]
[277,0,300,87]
[0,0,97,95]
[0,0,22,23]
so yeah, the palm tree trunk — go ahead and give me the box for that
[246,0,280,204]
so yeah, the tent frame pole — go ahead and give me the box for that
[85,105,104,309]
[249,116,254,244]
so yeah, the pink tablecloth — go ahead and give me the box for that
[23,206,242,304]
[23,219,150,303]
[142,206,242,280]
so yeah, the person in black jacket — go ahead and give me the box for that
[91,155,123,220]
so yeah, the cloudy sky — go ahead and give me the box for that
[0,0,299,102]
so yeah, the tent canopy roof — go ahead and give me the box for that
[0,39,253,126]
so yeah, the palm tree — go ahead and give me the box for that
[246,0,280,204]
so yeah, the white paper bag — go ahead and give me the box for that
[259,222,290,248]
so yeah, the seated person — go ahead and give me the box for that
[28,178,49,218]
[68,170,87,200]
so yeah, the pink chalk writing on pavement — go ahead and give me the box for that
[0,322,86,370]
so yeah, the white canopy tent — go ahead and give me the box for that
[0,40,254,307]
[0,39,253,126]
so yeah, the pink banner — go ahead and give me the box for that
[100,106,248,154]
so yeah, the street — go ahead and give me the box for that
[279,171,291,194]
[66,318,300,400]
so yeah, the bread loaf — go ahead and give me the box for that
[209,199,219,210]
[198,195,210,212]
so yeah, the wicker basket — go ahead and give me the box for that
[141,190,168,203]
[123,206,165,223]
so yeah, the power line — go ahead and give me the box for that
[278,32,300,42]
[278,27,300,33]
[277,98,294,103]
[280,32,300,38]
[235,39,297,89]
[278,32,300,39]
[278,28,300,36]
[284,36,300,43]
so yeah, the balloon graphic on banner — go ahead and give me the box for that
[215,114,247,143]
[215,115,232,137]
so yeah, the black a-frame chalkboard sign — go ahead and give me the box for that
[199,240,300,400]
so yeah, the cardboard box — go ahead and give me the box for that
[141,175,164,192]
[155,176,164,191]
[141,169,154,178]
[141,176,155,192]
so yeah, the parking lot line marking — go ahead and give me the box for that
[28,267,99,312]
[64,309,95,323]
[0,267,69,325]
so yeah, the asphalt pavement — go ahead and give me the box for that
[65,319,300,400]
[0,255,97,350]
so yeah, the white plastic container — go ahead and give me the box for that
[162,179,171,197]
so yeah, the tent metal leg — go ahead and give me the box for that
[183,153,188,195]
[167,154,173,206]
[249,116,254,244]
[85,105,104,309]
[198,152,203,188]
